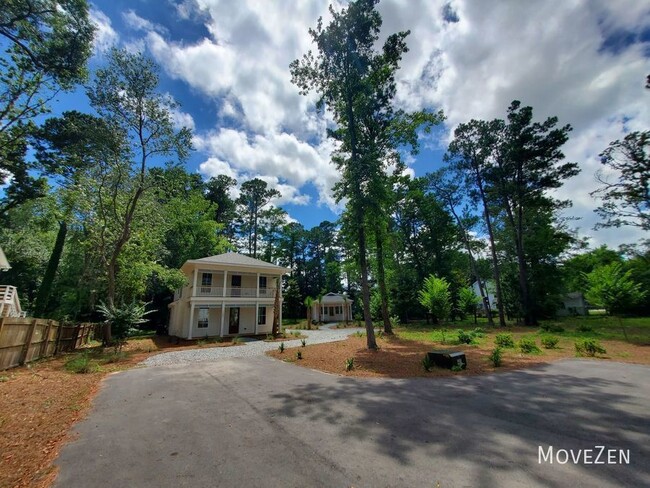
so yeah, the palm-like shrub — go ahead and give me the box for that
[418,275,452,323]
[97,301,151,351]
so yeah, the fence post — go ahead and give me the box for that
[54,322,63,355]
[19,319,38,366]
[74,323,81,350]
[0,317,5,342]
[40,319,54,359]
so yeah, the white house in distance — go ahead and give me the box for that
[312,292,353,323]
[168,253,290,340]
[0,245,26,318]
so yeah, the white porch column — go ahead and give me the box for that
[222,270,227,297]
[256,273,260,298]
[191,268,198,297]
[220,303,226,336]
[187,303,195,340]
[255,302,259,334]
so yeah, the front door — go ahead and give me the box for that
[229,307,240,334]
[329,306,334,317]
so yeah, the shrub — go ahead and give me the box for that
[96,301,152,351]
[301,338,306,347]
[472,327,486,336]
[575,339,607,357]
[232,336,243,344]
[422,354,433,372]
[451,359,466,372]
[457,329,474,344]
[296,351,302,360]
[101,351,127,364]
[518,337,541,354]
[576,324,593,333]
[495,333,515,348]
[278,342,285,353]
[541,336,559,349]
[345,357,354,371]
[390,315,400,329]
[418,275,452,323]
[353,331,365,337]
[376,330,384,339]
[540,323,565,333]
[488,347,502,367]
[266,334,274,341]
[65,354,99,374]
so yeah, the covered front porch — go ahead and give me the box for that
[173,302,277,340]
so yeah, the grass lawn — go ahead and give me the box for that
[268,316,650,377]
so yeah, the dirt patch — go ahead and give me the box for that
[266,334,650,378]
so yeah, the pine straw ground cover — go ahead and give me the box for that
[266,327,650,378]
[0,334,249,488]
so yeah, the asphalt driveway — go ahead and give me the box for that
[53,358,650,488]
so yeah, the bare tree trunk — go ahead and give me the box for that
[34,220,67,318]
[374,222,393,334]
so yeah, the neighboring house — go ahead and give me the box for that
[471,280,497,312]
[312,292,353,323]
[0,245,26,318]
[557,292,589,316]
[168,253,290,339]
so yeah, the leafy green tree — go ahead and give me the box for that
[457,286,480,321]
[0,0,95,212]
[205,175,238,239]
[584,263,645,315]
[418,275,452,324]
[562,246,622,293]
[488,101,577,325]
[445,119,507,326]
[236,178,280,258]
[292,0,412,349]
[86,48,192,342]
[591,131,649,231]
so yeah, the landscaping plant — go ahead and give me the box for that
[301,338,306,347]
[495,333,515,348]
[457,329,474,344]
[541,336,559,349]
[278,342,285,353]
[518,337,541,354]
[575,339,607,357]
[96,301,152,351]
[422,354,433,372]
[418,275,452,323]
[345,357,355,371]
[488,347,502,367]
[65,353,99,374]
[451,359,465,372]
[296,351,302,360]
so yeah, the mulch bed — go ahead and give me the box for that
[267,334,650,378]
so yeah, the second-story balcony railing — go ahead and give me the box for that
[196,286,277,298]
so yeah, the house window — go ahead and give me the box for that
[258,306,266,325]
[197,308,209,328]
[201,273,212,294]
[259,276,267,289]
[336,305,342,315]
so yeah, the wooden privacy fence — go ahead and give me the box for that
[0,318,98,370]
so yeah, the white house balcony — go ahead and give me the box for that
[194,286,277,298]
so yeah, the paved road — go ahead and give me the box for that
[142,324,363,367]
[54,359,650,488]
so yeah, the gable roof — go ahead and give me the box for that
[183,252,290,273]
[317,292,353,304]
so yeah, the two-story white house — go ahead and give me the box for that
[168,253,290,340]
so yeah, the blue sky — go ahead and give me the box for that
[16,1,650,245]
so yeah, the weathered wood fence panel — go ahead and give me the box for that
[0,318,97,370]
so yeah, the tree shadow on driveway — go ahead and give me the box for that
[269,360,650,487]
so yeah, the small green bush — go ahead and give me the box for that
[390,316,400,329]
[65,354,99,374]
[519,337,541,354]
[301,338,306,347]
[376,330,384,339]
[541,336,559,349]
[495,333,515,348]
[296,351,302,360]
[353,331,365,338]
[101,351,127,364]
[488,347,502,367]
[278,342,285,353]
[540,323,565,333]
[575,339,606,357]
[232,336,243,344]
[576,324,593,333]
[451,359,466,372]
[345,357,354,371]
[457,330,474,344]
[472,327,486,337]
[422,354,433,372]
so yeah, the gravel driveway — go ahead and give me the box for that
[142,323,363,367]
